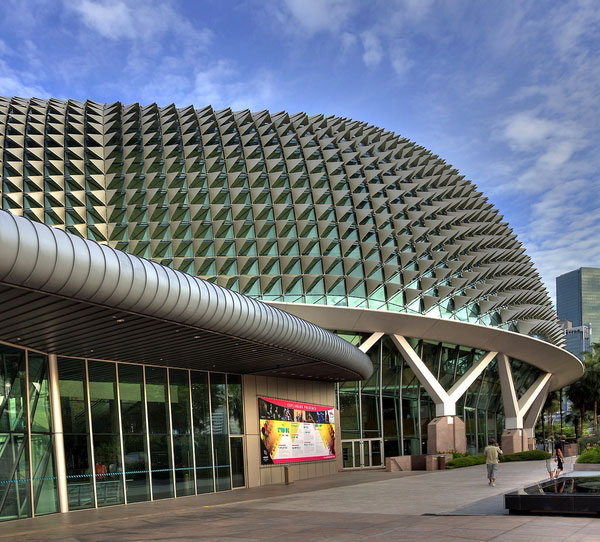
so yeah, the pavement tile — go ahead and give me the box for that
[441,527,507,540]
[1,461,598,541]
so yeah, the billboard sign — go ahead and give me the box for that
[259,397,335,465]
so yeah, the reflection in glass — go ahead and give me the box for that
[2,344,247,518]
[191,371,214,494]
[169,369,193,496]
[230,437,245,488]
[227,374,243,435]
[88,361,124,507]
[28,354,53,433]
[371,440,382,467]
[58,358,94,510]
[210,373,231,491]
[145,367,173,499]
[28,353,58,516]
[0,345,30,521]
[118,364,150,503]
[342,441,353,468]
[339,381,360,440]
[361,348,380,438]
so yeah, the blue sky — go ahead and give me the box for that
[1,0,598,302]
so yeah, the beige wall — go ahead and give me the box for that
[243,375,339,487]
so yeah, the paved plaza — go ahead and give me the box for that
[2,460,599,541]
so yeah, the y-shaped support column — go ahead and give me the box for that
[498,353,552,452]
[392,335,497,453]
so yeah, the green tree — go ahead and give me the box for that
[566,341,600,436]
[566,378,591,437]
[581,342,600,434]
[541,390,561,440]
[564,411,581,439]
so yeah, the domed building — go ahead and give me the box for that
[0,97,582,519]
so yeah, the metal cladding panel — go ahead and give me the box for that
[0,210,372,380]
[0,96,563,346]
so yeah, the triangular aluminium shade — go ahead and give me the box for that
[0,96,564,346]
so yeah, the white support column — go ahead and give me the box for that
[518,373,553,417]
[499,352,553,431]
[359,332,384,354]
[48,354,69,513]
[391,335,497,417]
[391,335,452,415]
[447,350,498,403]
[523,377,552,439]
[498,353,520,428]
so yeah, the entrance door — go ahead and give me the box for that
[341,439,383,469]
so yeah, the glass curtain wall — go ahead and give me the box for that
[118,364,150,503]
[88,361,124,507]
[336,335,512,461]
[58,358,94,510]
[169,369,194,497]
[145,367,174,500]
[0,346,60,522]
[227,374,245,489]
[380,337,402,458]
[54,356,245,512]
[28,353,59,516]
[0,345,30,521]
[210,373,231,492]
[190,371,213,494]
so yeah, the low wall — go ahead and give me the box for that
[386,453,452,472]
[573,463,600,471]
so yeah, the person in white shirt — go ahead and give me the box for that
[483,438,503,486]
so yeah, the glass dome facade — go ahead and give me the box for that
[0,97,562,345]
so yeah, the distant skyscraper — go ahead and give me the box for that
[560,321,593,360]
[557,267,600,357]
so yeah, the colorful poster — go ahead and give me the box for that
[259,397,335,465]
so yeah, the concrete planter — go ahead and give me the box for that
[573,462,600,471]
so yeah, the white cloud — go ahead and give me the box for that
[496,111,589,193]
[66,0,211,46]
[502,112,561,149]
[360,31,383,67]
[341,32,357,54]
[549,0,600,57]
[69,0,134,40]
[535,141,576,170]
[389,42,412,76]
[278,0,358,34]
[0,59,49,98]
[392,0,435,23]
[520,177,600,301]
[134,60,280,112]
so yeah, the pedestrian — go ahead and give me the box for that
[551,435,565,478]
[484,438,503,486]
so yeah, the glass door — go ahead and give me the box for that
[367,439,383,467]
[342,439,384,469]
[342,441,352,468]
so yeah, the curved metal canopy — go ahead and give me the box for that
[267,302,584,390]
[0,210,373,381]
